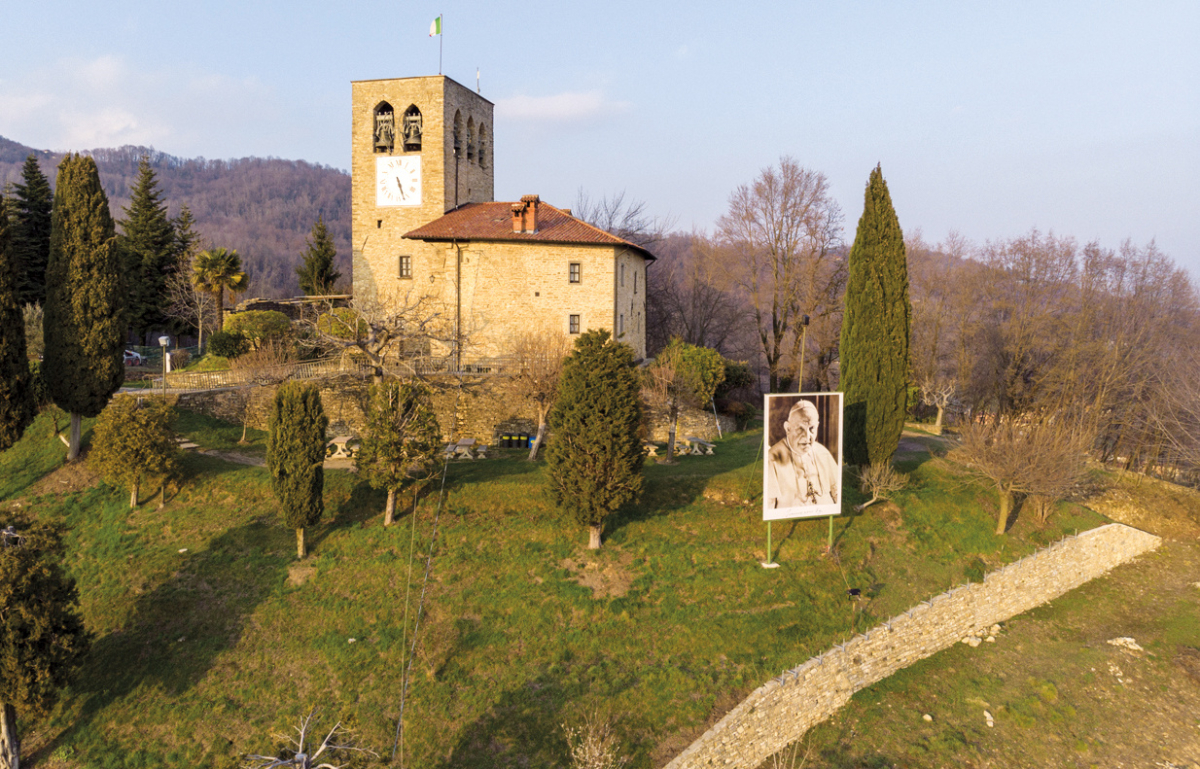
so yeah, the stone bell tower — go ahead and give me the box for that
[350,75,494,302]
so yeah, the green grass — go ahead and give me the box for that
[2,415,1112,768]
[174,408,268,456]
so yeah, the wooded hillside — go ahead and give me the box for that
[0,136,351,298]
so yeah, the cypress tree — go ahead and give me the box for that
[0,516,91,769]
[839,165,911,467]
[43,154,126,461]
[295,216,341,295]
[0,197,36,451]
[266,382,327,559]
[547,329,645,549]
[120,156,176,340]
[10,155,52,307]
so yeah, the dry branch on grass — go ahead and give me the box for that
[246,708,377,769]
[562,714,628,769]
[855,463,909,511]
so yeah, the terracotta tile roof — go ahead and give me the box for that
[403,199,655,260]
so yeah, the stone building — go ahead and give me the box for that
[351,75,653,362]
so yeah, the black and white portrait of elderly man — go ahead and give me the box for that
[763,394,842,520]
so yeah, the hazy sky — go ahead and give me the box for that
[3,0,1197,273]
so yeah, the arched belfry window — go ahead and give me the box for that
[373,101,395,153]
[452,111,463,157]
[401,105,422,151]
[478,124,488,169]
[466,118,476,162]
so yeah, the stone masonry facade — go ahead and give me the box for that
[664,523,1162,768]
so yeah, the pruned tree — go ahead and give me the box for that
[716,157,844,392]
[0,517,91,769]
[949,419,1092,534]
[266,382,327,559]
[0,196,35,451]
[839,164,911,468]
[246,707,377,769]
[547,330,644,550]
[296,216,341,295]
[357,379,441,525]
[505,327,570,460]
[642,338,725,461]
[854,463,909,512]
[88,395,180,508]
[226,310,293,350]
[192,246,248,331]
[918,377,957,435]
[43,154,126,461]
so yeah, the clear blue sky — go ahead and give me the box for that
[3,0,1197,273]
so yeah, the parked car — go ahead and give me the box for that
[124,350,143,366]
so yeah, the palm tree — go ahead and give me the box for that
[192,247,249,331]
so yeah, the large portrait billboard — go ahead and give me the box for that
[763,393,843,521]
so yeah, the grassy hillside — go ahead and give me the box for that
[1,409,1109,768]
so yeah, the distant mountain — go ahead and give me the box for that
[0,136,351,299]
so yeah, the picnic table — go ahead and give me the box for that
[326,436,361,459]
[683,436,716,455]
[443,437,479,460]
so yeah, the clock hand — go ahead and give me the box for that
[395,177,405,200]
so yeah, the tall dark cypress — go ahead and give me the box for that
[266,382,327,559]
[10,155,53,307]
[120,156,176,340]
[839,165,911,467]
[0,196,36,451]
[43,154,126,461]
[295,216,341,295]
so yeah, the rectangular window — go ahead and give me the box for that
[620,263,625,287]
[569,314,580,334]
[619,314,625,335]
[634,271,638,294]
[399,255,412,279]
[569,262,581,283]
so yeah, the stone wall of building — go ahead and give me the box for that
[664,523,1162,769]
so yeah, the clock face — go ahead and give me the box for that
[376,155,422,207]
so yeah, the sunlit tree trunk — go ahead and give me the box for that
[0,702,19,769]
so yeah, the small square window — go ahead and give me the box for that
[569,314,580,334]
[399,255,412,279]
[569,262,581,283]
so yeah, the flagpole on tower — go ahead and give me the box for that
[430,14,443,74]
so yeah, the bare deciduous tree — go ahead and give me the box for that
[573,189,673,251]
[227,340,297,443]
[949,419,1093,534]
[505,327,570,460]
[308,290,455,383]
[716,157,844,392]
[164,254,217,348]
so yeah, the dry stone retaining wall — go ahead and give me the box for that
[176,377,726,445]
[666,523,1162,769]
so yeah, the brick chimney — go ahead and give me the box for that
[511,194,540,234]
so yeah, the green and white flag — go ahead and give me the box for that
[429,15,442,36]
